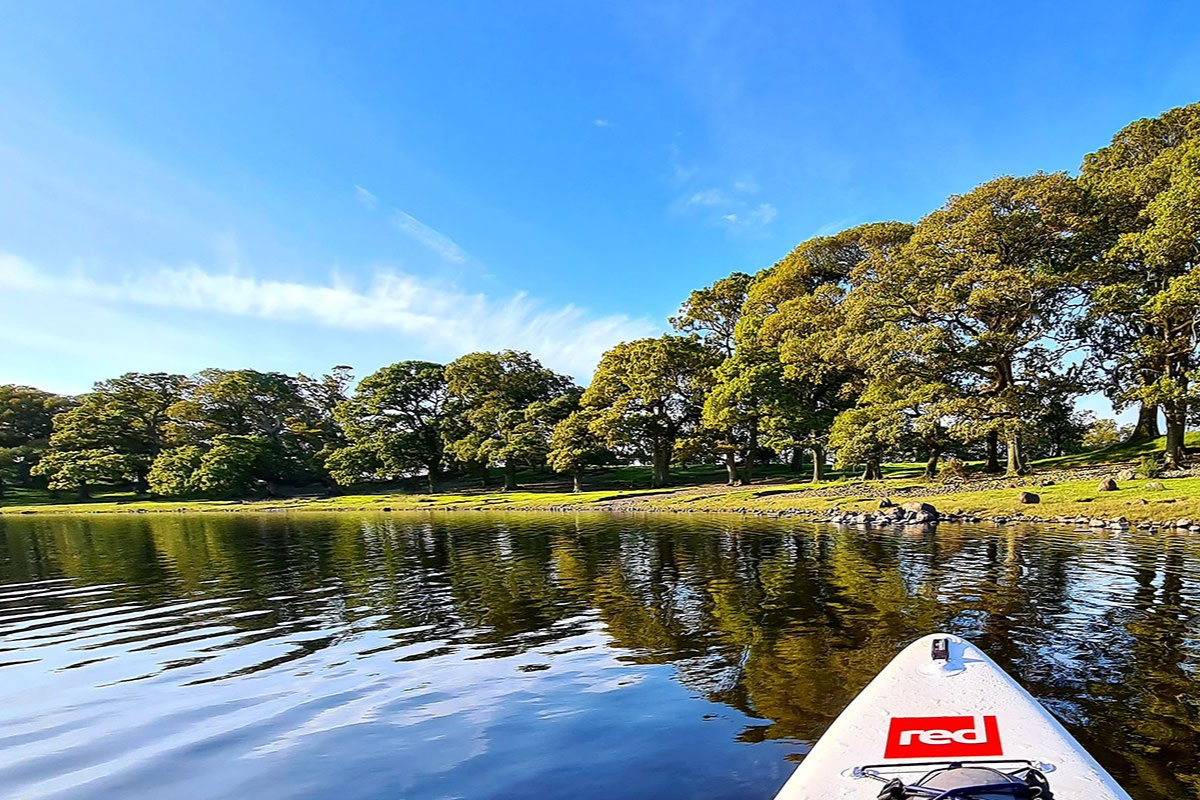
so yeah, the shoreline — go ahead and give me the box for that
[4,471,1200,531]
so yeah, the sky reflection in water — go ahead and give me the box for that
[1,513,1197,799]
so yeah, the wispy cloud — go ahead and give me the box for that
[354,185,379,211]
[0,254,656,382]
[390,209,467,264]
[592,118,613,128]
[667,142,697,184]
[732,175,759,194]
[686,188,732,207]
[674,174,777,231]
[722,203,777,228]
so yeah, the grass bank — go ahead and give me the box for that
[3,435,1197,525]
[4,475,1200,526]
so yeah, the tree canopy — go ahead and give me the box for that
[7,102,1200,499]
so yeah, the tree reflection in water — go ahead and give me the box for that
[1,512,1197,798]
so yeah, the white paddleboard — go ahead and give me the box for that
[773,633,1131,799]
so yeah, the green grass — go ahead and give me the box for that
[2,435,1191,521]
[1031,431,1200,469]
[630,474,1200,524]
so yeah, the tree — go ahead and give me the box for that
[32,448,139,498]
[841,174,1090,474]
[1083,132,1200,464]
[1081,418,1130,451]
[193,435,291,497]
[1078,102,1200,449]
[702,340,793,485]
[747,223,912,481]
[329,361,452,491]
[828,403,905,480]
[547,410,612,492]
[33,373,190,496]
[670,272,754,357]
[172,369,328,483]
[296,366,354,480]
[583,335,718,488]
[444,351,577,490]
[147,445,205,496]
[0,385,71,496]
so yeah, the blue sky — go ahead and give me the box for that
[2,1,1199,415]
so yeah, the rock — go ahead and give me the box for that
[1177,518,1194,529]
[878,498,895,509]
[1040,479,1056,486]
[902,501,938,515]
[1075,497,1094,503]
[1144,481,1165,491]
[1097,477,1119,492]
[1089,518,1108,528]
[1017,491,1040,504]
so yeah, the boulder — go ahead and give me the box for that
[1017,491,1040,504]
[1089,518,1108,528]
[1177,518,1194,529]
[1144,481,1165,491]
[878,498,895,509]
[1097,477,1119,492]
[901,501,939,524]
[1116,469,1136,482]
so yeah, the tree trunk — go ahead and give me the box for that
[477,462,490,488]
[861,457,882,481]
[1127,401,1161,443]
[572,468,582,493]
[984,431,1001,473]
[77,482,90,501]
[789,447,803,473]
[651,442,672,488]
[811,444,825,483]
[1164,403,1187,467]
[503,461,518,491]
[427,462,440,493]
[741,419,758,485]
[924,444,941,480]
[724,451,738,485]
[1005,434,1027,476]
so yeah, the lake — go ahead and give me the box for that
[1,513,1197,799]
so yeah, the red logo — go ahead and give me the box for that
[884,715,1003,759]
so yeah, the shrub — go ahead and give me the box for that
[940,457,968,480]
[1137,454,1164,480]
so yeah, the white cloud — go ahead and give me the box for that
[676,182,777,230]
[721,203,777,228]
[0,253,656,383]
[354,185,379,211]
[732,175,759,195]
[749,202,777,225]
[667,142,697,183]
[390,209,467,264]
[593,118,613,128]
[686,188,731,207]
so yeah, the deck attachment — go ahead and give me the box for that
[861,760,1053,800]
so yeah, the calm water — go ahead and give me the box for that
[1,513,1198,799]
